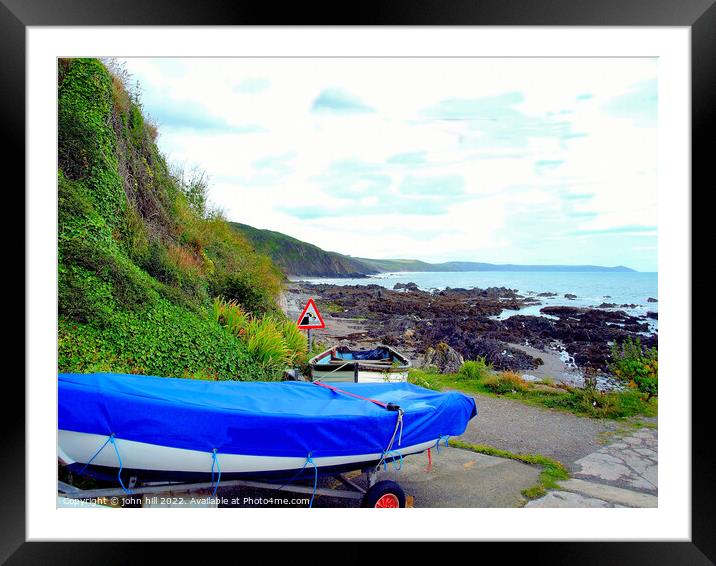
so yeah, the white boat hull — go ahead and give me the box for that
[59,430,434,479]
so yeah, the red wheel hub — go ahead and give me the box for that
[374,493,400,508]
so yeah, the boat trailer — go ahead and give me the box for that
[57,465,408,508]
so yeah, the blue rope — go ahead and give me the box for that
[306,455,318,508]
[435,435,450,454]
[210,449,221,498]
[272,453,318,507]
[108,435,132,495]
[275,455,312,491]
[382,449,403,471]
[78,433,131,494]
[78,435,113,477]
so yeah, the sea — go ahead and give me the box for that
[293,271,658,332]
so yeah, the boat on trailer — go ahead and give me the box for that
[59,373,476,506]
[309,345,411,383]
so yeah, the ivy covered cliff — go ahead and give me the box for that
[58,58,304,380]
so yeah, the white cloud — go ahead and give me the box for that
[120,57,658,271]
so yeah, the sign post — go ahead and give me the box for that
[296,298,325,354]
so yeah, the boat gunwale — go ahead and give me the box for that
[308,344,411,371]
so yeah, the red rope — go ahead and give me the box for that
[312,380,388,408]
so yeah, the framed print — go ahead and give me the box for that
[11,0,712,562]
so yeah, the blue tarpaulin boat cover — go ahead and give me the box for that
[336,348,389,361]
[59,373,477,458]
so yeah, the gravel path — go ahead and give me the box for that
[455,393,622,470]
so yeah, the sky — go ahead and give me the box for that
[119,57,658,272]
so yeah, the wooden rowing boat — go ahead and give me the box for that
[309,345,411,383]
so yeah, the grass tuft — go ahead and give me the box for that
[482,371,529,394]
[458,357,492,381]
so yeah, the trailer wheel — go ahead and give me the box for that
[361,480,406,508]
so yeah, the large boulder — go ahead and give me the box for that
[422,342,464,374]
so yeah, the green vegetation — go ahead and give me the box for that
[449,439,569,501]
[58,58,296,381]
[458,358,492,381]
[408,366,657,420]
[323,301,345,314]
[609,337,658,400]
[482,371,529,394]
[212,298,308,373]
[232,222,636,278]
[231,222,374,277]
[535,386,657,419]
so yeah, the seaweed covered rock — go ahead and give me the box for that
[422,342,464,374]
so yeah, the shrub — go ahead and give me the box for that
[459,357,492,381]
[211,272,277,315]
[58,299,281,381]
[213,297,250,336]
[173,164,211,219]
[608,337,658,400]
[483,371,529,394]
[407,369,442,391]
[539,387,657,419]
[280,320,308,365]
[571,387,618,415]
[212,298,307,371]
[245,317,289,369]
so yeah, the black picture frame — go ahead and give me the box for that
[9,0,711,562]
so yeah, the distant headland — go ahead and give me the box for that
[231,222,636,278]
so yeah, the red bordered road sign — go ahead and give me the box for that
[296,298,325,330]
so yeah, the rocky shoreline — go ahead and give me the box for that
[283,281,658,389]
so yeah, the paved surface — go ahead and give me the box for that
[218,447,540,508]
[526,427,658,508]
[376,446,540,508]
[455,393,620,471]
[218,394,654,508]
[150,415,656,509]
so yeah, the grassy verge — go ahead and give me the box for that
[449,439,569,501]
[409,368,658,420]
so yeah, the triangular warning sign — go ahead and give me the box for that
[296,298,325,329]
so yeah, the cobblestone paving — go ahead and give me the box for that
[526,427,657,508]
